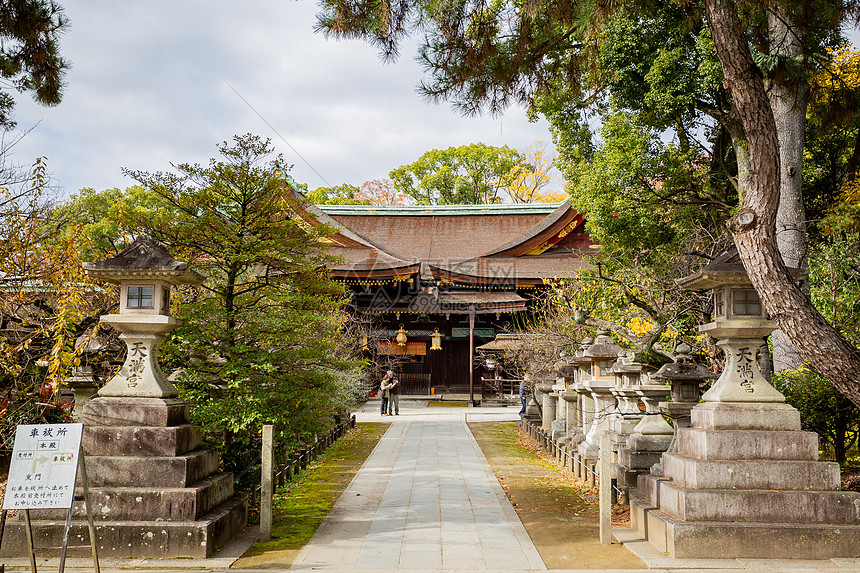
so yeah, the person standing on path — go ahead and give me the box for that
[519,373,531,416]
[388,371,401,415]
[379,371,394,416]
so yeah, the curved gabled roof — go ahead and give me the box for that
[484,199,582,257]
[290,191,593,283]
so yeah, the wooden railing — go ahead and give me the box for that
[481,377,520,398]
[400,373,431,395]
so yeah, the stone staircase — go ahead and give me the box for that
[0,397,246,559]
[630,402,860,559]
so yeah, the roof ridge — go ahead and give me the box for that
[316,202,564,215]
[483,198,576,257]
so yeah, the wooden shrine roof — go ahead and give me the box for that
[293,193,593,286]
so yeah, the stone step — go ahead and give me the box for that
[677,427,819,461]
[20,473,234,522]
[661,453,841,490]
[83,424,202,457]
[636,472,671,507]
[612,463,647,488]
[0,496,247,559]
[691,401,801,431]
[630,496,860,559]
[618,449,663,471]
[85,450,219,488]
[654,479,860,524]
[82,397,190,428]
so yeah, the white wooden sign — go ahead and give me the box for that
[2,423,83,510]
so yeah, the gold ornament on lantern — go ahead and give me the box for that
[430,327,443,350]
[395,324,408,348]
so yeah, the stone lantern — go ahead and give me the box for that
[549,352,576,461]
[609,348,668,451]
[673,250,789,404]
[608,350,647,436]
[629,250,860,560]
[571,337,593,440]
[653,342,718,438]
[577,331,621,463]
[558,353,579,452]
[610,347,674,500]
[69,235,247,558]
[83,236,204,398]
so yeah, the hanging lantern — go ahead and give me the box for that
[396,324,408,348]
[430,327,443,351]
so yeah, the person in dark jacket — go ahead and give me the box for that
[388,371,401,415]
[518,373,531,416]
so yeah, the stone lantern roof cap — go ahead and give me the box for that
[571,337,593,364]
[652,361,719,381]
[610,349,644,373]
[83,235,204,286]
[583,330,621,358]
[653,343,719,382]
[676,248,806,291]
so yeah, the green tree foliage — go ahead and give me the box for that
[771,233,860,463]
[0,0,69,128]
[389,143,530,204]
[306,183,369,205]
[775,368,859,463]
[115,134,364,452]
[49,186,166,260]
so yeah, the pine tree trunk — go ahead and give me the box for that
[767,6,809,373]
[703,0,860,408]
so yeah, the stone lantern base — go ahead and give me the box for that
[630,401,860,558]
[0,397,247,558]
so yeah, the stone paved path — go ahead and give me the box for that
[290,401,545,571]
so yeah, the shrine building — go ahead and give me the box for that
[296,195,593,399]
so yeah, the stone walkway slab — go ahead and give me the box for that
[291,402,544,571]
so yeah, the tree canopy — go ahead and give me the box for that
[117,135,363,447]
[389,143,533,204]
[0,0,69,129]
[317,0,860,407]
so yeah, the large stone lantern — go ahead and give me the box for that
[577,331,621,461]
[83,236,203,398]
[629,250,860,560]
[73,235,246,558]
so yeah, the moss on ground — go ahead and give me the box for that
[233,419,643,570]
[469,421,645,570]
[233,422,388,568]
[426,401,468,407]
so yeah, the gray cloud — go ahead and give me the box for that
[11,0,553,197]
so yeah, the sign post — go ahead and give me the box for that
[1,423,99,573]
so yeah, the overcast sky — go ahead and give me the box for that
[9,0,554,199]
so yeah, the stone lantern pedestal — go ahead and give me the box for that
[609,350,667,503]
[0,237,247,559]
[536,383,555,431]
[577,332,621,465]
[630,249,860,559]
[613,384,673,501]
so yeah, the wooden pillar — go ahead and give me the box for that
[469,306,475,406]
[261,425,274,541]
